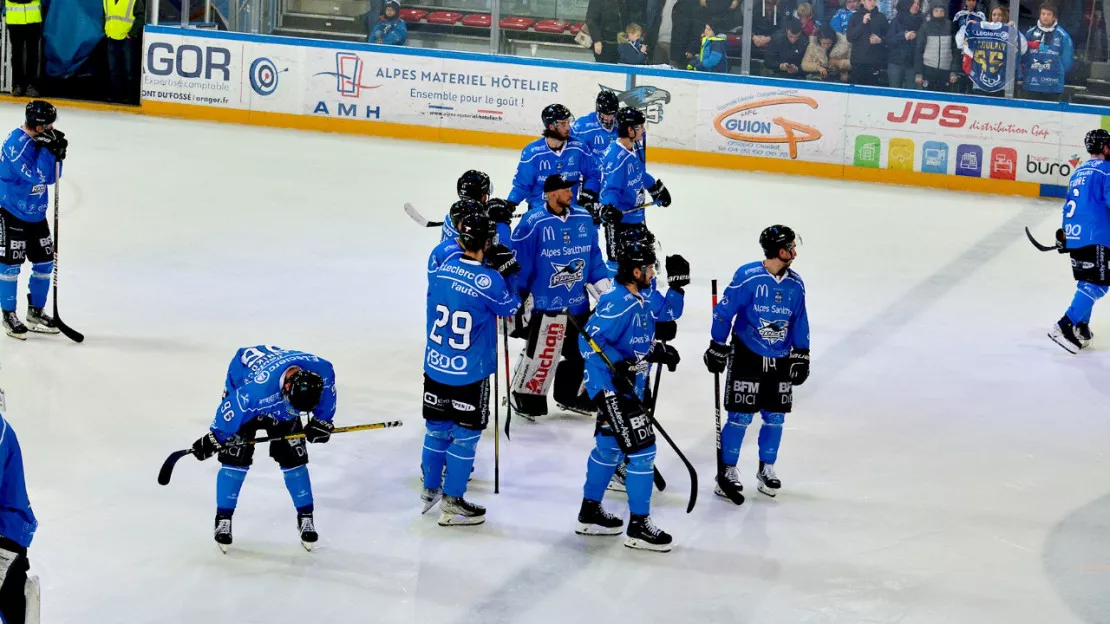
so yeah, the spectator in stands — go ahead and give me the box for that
[1023,3,1073,100]
[752,0,785,54]
[5,0,42,97]
[670,0,705,66]
[766,18,807,76]
[685,20,730,71]
[847,0,889,85]
[587,0,644,63]
[619,22,651,62]
[886,0,922,88]
[705,0,741,33]
[803,23,851,79]
[951,0,983,31]
[104,0,145,104]
[830,0,859,33]
[914,0,959,91]
[795,2,820,35]
[369,0,408,45]
[955,5,1026,96]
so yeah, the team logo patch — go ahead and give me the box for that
[475,274,492,290]
[757,318,789,344]
[254,371,270,384]
[563,231,571,244]
[774,291,783,304]
[550,258,585,291]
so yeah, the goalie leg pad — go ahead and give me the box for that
[510,310,567,416]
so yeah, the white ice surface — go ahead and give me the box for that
[5,104,1108,624]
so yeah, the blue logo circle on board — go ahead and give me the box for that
[250,57,280,96]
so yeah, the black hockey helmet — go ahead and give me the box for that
[759,225,797,258]
[616,106,646,139]
[1086,129,1110,155]
[616,224,656,254]
[449,198,484,229]
[596,90,620,116]
[615,239,658,284]
[381,0,400,14]
[458,212,495,252]
[541,103,573,130]
[25,100,56,129]
[283,369,324,413]
[457,170,491,202]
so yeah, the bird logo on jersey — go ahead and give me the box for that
[550,258,586,290]
[757,318,789,344]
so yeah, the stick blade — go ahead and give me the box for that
[1024,227,1056,252]
[158,449,192,485]
[54,317,83,343]
[404,203,443,228]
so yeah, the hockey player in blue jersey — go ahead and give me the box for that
[0,407,39,624]
[0,100,67,339]
[509,174,610,418]
[422,213,521,525]
[704,226,810,503]
[599,107,671,262]
[189,346,337,552]
[429,199,485,277]
[1048,129,1110,353]
[574,239,681,552]
[506,104,601,217]
[572,91,620,173]
[439,170,513,245]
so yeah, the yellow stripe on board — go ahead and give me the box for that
[0,95,1045,199]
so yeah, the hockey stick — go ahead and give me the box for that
[712,279,724,478]
[566,313,697,513]
[648,361,667,492]
[51,162,82,343]
[503,317,514,441]
[493,331,501,494]
[1025,227,1057,253]
[157,420,403,486]
[406,201,656,229]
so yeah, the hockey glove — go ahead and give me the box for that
[655,320,677,342]
[600,204,623,225]
[579,189,600,220]
[665,254,690,292]
[304,418,334,443]
[647,179,671,207]
[1055,228,1068,254]
[646,341,681,372]
[35,129,66,161]
[612,358,639,397]
[703,340,729,374]
[191,432,225,460]
[486,243,520,278]
[787,349,810,385]
[486,198,514,225]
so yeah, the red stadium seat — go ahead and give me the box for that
[569,22,584,34]
[426,11,463,24]
[398,8,426,22]
[533,19,569,33]
[461,13,491,27]
[499,16,534,30]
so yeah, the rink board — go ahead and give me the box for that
[139,25,1110,198]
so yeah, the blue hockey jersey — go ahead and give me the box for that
[1023,22,1073,94]
[600,141,656,226]
[956,20,1027,92]
[0,129,59,222]
[711,261,810,359]
[510,205,608,316]
[426,255,521,385]
[0,415,36,549]
[428,237,463,280]
[210,346,337,441]
[572,112,619,168]
[579,283,658,399]
[507,136,600,211]
[440,212,511,246]
[1062,158,1110,248]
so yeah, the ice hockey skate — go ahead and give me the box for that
[625,514,672,552]
[438,495,486,526]
[575,499,624,536]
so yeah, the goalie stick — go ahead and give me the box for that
[157,420,403,486]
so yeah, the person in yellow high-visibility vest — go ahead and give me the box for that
[4,0,43,97]
[104,0,145,104]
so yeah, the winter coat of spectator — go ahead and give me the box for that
[752,0,786,52]
[369,0,408,45]
[847,0,889,84]
[670,0,704,65]
[951,0,984,32]
[704,0,742,32]
[766,18,808,75]
[802,24,853,78]
[686,21,730,71]
[1023,4,1074,99]
[886,0,923,88]
[795,2,820,35]
[914,1,959,90]
[619,22,651,63]
[587,0,645,62]
[830,0,859,32]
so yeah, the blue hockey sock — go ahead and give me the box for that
[216,466,248,512]
[625,445,657,516]
[757,412,786,464]
[1066,281,1108,324]
[444,425,481,498]
[422,420,452,490]
[282,465,314,510]
[720,411,754,466]
[583,435,622,502]
[28,262,51,309]
[0,264,18,312]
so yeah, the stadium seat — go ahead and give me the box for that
[426,11,463,24]
[398,8,427,22]
[533,19,569,33]
[461,13,491,27]
[499,16,534,30]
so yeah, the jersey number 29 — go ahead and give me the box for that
[430,305,473,350]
